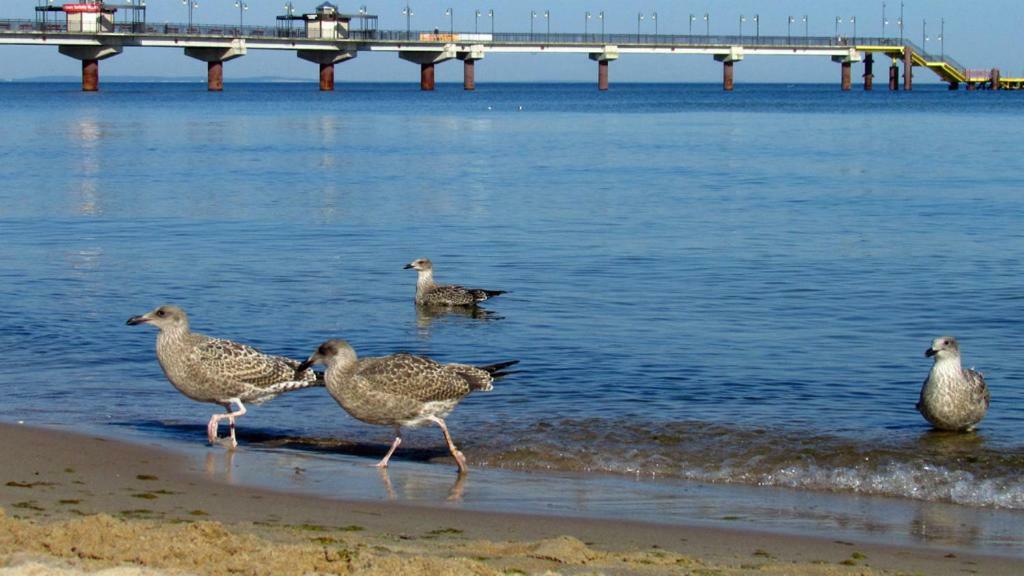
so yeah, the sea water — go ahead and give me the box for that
[0,82,1022,551]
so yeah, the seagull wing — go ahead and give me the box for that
[963,368,991,409]
[190,337,312,389]
[357,353,474,403]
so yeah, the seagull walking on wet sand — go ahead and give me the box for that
[296,339,517,473]
[404,257,505,306]
[127,305,323,448]
[918,336,990,432]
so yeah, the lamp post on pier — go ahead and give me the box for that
[898,1,904,43]
[488,9,494,36]
[234,1,247,30]
[922,18,927,51]
[704,12,710,39]
[599,11,604,41]
[788,16,793,43]
[835,16,841,39]
[637,12,643,42]
[402,3,413,40]
[182,0,198,31]
[544,10,549,41]
[689,14,695,36]
[530,10,536,40]
[939,17,944,59]
[474,9,480,33]
[445,7,453,35]
[651,11,657,38]
[753,14,759,40]
[803,15,808,45]
[739,14,745,41]
[358,5,366,33]
[585,11,590,39]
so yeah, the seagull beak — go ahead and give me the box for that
[403,263,414,269]
[295,355,317,375]
[126,314,150,326]
[925,348,937,357]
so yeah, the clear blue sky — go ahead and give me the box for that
[3,1,1023,82]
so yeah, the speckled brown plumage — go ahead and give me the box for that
[404,257,505,306]
[127,305,322,447]
[918,336,990,432]
[298,339,517,473]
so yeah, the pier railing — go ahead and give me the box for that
[0,18,972,81]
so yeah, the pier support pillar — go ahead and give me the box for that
[903,47,913,91]
[185,43,247,92]
[832,50,861,92]
[399,45,457,91]
[420,63,436,91]
[58,45,122,92]
[207,61,223,91]
[863,53,874,91]
[457,46,485,91]
[948,82,960,91]
[714,47,744,92]
[991,68,1001,91]
[298,49,357,91]
[462,59,475,90]
[889,61,899,91]
[319,63,335,91]
[589,46,619,91]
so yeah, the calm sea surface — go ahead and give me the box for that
[1,82,1022,532]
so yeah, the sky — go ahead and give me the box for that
[3,1,1024,83]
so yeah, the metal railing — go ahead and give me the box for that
[0,19,973,80]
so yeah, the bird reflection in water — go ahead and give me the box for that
[204,449,236,483]
[377,467,467,502]
[415,304,503,333]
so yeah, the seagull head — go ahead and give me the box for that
[296,339,358,374]
[925,336,960,360]
[126,305,189,331]
[403,258,433,272]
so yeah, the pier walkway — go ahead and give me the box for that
[1,16,1018,92]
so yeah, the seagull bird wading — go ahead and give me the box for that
[297,339,517,473]
[404,257,505,306]
[127,305,323,448]
[918,336,990,432]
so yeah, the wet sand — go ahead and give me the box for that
[0,423,1018,575]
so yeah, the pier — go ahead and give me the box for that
[1,2,1019,92]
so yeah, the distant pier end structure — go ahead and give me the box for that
[2,2,1021,92]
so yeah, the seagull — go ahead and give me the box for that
[297,339,517,473]
[403,257,505,307]
[918,336,991,432]
[127,305,323,448]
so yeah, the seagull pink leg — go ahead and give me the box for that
[376,428,402,468]
[207,399,246,449]
[427,415,467,473]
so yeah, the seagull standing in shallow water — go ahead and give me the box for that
[404,257,505,306]
[297,339,517,473]
[918,336,990,432]
[127,305,322,448]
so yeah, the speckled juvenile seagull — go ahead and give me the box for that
[918,336,990,432]
[297,339,517,473]
[126,305,322,448]
[404,258,505,306]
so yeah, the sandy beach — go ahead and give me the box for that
[0,423,1018,575]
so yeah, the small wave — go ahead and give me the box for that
[465,419,1024,509]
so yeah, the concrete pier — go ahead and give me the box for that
[863,53,874,91]
[399,46,456,91]
[889,62,899,91]
[992,68,1001,91]
[420,63,435,90]
[297,49,356,91]
[457,46,484,91]
[715,48,744,92]
[58,45,122,92]
[841,61,852,91]
[185,43,246,92]
[588,47,619,91]
[903,48,913,91]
